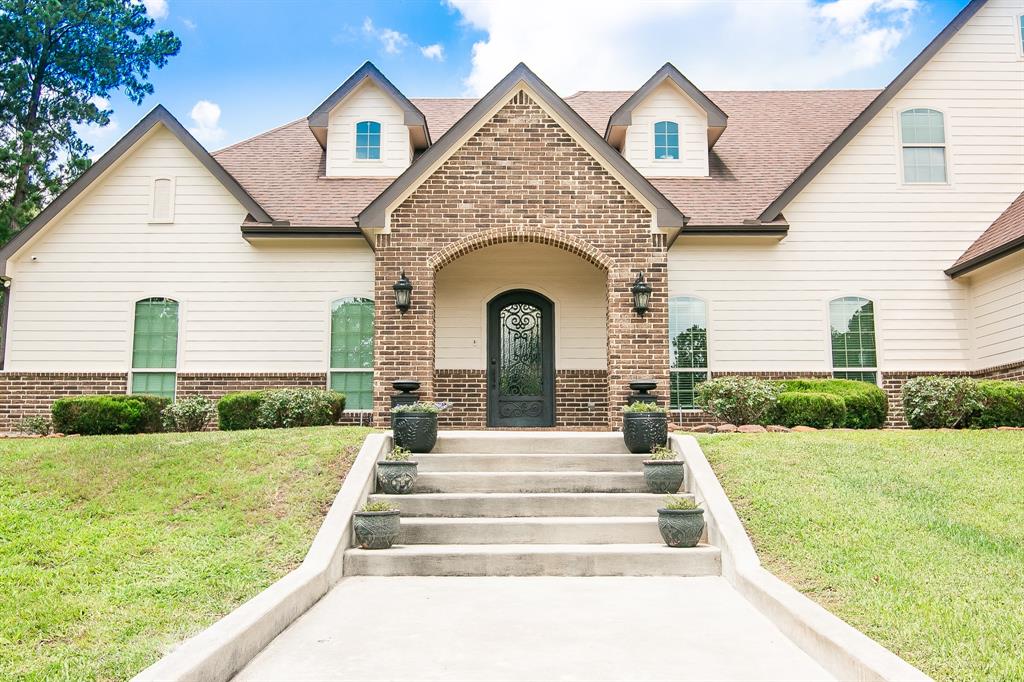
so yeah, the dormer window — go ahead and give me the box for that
[355,120,381,160]
[654,121,679,160]
[900,108,947,183]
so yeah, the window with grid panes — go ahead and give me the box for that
[900,109,946,183]
[131,298,178,399]
[329,298,374,410]
[669,297,708,408]
[654,120,679,160]
[355,121,381,160]
[829,297,878,384]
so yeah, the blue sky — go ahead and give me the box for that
[82,0,970,154]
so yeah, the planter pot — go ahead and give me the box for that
[377,460,419,494]
[657,508,705,548]
[353,510,400,549]
[622,412,668,454]
[392,412,438,453]
[643,460,685,494]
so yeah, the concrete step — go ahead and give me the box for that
[432,431,629,455]
[344,543,721,577]
[411,471,648,494]
[414,453,647,473]
[398,517,662,544]
[368,492,686,517]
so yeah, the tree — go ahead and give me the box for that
[0,0,180,243]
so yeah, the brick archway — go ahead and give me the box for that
[429,227,613,273]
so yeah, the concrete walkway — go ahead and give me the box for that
[234,576,833,681]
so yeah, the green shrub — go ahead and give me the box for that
[51,394,169,435]
[17,415,52,436]
[776,379,887,429]
[217,391,267,431]
[969,380,1024,428]
[622,401,667,413]
[326,391,346,421]
[662,495,698,511]
[256,388,338,429]
[361,500,398,512]
[648,444,676,460]
[776,391,847,429]
[696,377,781,425]
[392,401,450,414]
[386,446,413,461]
[162,396,216,432]
[902,376,984,429]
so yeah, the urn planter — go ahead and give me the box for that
[622,411,668,454]
[643,460,686,494]
[353,510,400,549]
[376,460,419,494]
[657,508,705,548]
[392,411,438,453]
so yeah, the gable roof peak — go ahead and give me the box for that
[605,62,728,148]
[307,61,430,149]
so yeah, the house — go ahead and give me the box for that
[0,0,1020,430]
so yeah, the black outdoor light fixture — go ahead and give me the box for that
[631,271,652,315]
[393,270,413,313]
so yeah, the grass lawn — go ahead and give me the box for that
[0,425,372,681]
[698,430,1024,682]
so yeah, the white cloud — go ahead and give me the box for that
[182,17,197,30]
[142,0,168,20]
[188,100,225,145]
[363,17,409,55]
[446,0,919,95]
[420,43,445,61]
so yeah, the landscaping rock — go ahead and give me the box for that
[667,422,680,432]
[997,426,1024,431]
[738,425,767,433]
[689,424,718,433]
[792,425,818,432]
[766,425,791,433]
[718,423,738,433]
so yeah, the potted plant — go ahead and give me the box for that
[391,401,449,453]
[622,401,668,454]
[657,495,705,548]
[376,446,418,494]
[643,444,685,493]
[353,500,400,549]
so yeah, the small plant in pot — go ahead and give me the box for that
[353,500,400,549]
[657,495,705,548]
[643,445,685,494]
[377,446,418,494]
[391,401,450,453]
[622,401,668,454]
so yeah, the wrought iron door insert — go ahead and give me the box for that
[487,290,554,427]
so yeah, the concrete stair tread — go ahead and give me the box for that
[397,515,662,544]
[371,492,677,500]
[412,471,648,493]
[414,454,648,472]
[370,492,691,517]
[401,516,656,525]
[348,543,716,555]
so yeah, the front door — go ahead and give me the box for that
[487,290,555,427]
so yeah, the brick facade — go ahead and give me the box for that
[373,89,667,429]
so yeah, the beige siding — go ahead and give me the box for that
[325,81,412,177]
[435,243,606,370]
[623,82,709,178]
[968,253,1024,370]
[670,0,1024,373]
[5,125,374,373]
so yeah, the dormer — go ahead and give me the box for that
[307,62,430,178]
[605,63,727,178]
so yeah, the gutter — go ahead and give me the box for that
[680,225,789,238]
[241,225,363,240]
[945,235,1024,278]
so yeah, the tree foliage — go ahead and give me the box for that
[0,0,180,243]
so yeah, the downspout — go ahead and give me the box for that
[0,277,11,370]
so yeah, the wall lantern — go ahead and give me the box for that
[631,272,652,315]
[393,270,413,313]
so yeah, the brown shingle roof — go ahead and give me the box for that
[947,191,1024,277]
[213,89,878,229]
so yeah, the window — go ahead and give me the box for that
[1019,15,1024,55]
[150,177,175,223]
[669,297,708,409]
[829,297,877,384]
[329,298,374,410]
[355,121,381,160]
[900,109,946,183]
[654,121,679,160]
[131,298,179,399]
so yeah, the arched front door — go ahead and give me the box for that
[487,290,555,427]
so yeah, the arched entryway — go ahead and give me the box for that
[487,289,554,427]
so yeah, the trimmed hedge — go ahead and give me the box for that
[695,377,781,426]
[902,376,983,429]
[51,394,170,435]
[970,380,1024,428]
[776,391,847,429]
[775,379,888,429]
[217,389,346,431]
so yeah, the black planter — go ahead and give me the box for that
[657,508,705,548]
[392,411,438,453]
[353,510,400,549]
[622,412,668,454]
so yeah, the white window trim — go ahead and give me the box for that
[353,120,384,164]
[826,295,880,387]
[652,119,682,163]
[327,297,374,412]
[148,176,176,224]
[668,295,709,411]
[895,107,952,187]
[127,296,182,400]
